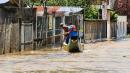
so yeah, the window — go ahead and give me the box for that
[55,17,62,29]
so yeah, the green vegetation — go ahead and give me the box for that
[24,0,117,20]
[24,0,92,19]
[110,11,118,21]
[85,5,98,19]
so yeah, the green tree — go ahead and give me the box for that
[85,5,98,19]
[47,0,66,6]
[46,0,92,19]
[110,11,118,21]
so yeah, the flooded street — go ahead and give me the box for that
[0,39,130,73]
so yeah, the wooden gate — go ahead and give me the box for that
[84,20,107,42]
[21,23,33,51]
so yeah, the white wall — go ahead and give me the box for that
[117,16,127,39]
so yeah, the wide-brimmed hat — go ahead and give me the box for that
[60,23,64,26]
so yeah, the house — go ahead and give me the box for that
[84,0,127,42]
[35,6,83,34]
[114,0,130,33]
[0,0,26,25]
[35,6,83,46]
[0,0,36,54]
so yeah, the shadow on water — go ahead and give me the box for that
[14,70,79,73]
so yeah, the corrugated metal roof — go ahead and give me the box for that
[0,0,9,4]
[36,6,60,13]
[35,6,83,16]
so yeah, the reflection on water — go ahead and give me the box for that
[14,70,79,73]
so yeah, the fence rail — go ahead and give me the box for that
[84,20,107,42]
[0,17,121,55]
[0,18,64,54]
[84,20,117,42]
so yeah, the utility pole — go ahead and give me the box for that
[102,0,111,40]
[18,0,22,52]
[44,0,48,48]
[41,0,47,47]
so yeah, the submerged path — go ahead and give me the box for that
[0,38,130,73]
